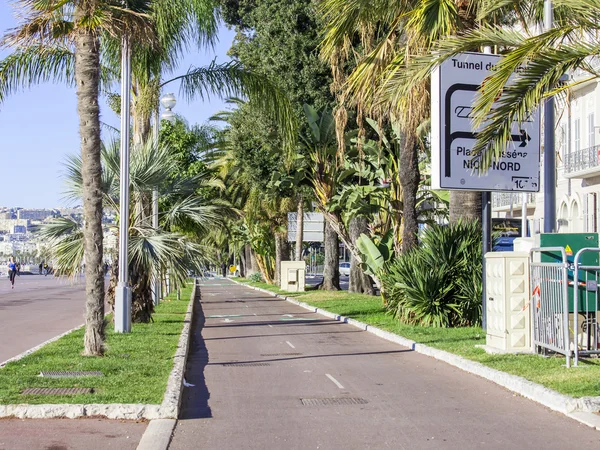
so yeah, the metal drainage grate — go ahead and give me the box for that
[300,397,368,406]
[39,371,103,378]
[21,387,94,396]
[221,362,271,367]
[260,353,302,356]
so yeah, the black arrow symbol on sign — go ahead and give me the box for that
[519,129,531,147]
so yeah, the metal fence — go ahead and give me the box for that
[564,145,600,174]
[530,247,571,367]
[573,248,600,366]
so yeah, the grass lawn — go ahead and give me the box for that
[235,278,600,398]
[0,285,193,405]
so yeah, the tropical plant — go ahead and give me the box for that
[381,221,482,327]
[40,138,227,322]
[404,0,600,170]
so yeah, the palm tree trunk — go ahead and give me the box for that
[348,217,374,294]
[450,191,482,223]
[295,197,304,261]
[320,221,340,290]
[74,18,105,356]
[399,133,420,252]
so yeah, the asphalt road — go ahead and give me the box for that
[170,279,600,450]
[0,275,88,364]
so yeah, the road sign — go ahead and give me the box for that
[287,212,325,242]
[431,52,540,192]
[229,265,237,273]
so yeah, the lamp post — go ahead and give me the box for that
[115,33,132,333]
[543,0,556,232]
[152,93,177,305]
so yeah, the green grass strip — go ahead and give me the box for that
[236,278,600,398]
[0,285,193,405]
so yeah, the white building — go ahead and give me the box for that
[493,67,599,234]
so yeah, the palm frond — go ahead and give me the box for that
[165,60,298,156]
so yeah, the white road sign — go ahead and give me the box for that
[287,212,324,242]
[431,52,540,192]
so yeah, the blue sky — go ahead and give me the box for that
[0,2,236,209]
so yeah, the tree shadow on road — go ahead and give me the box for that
[178,290,212,420]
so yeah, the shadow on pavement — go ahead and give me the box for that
[178,290,212,420]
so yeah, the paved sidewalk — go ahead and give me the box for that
[0,418,147,450]
[170,279,600,450]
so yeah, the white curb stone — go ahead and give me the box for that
[229,279,600,429]
[136,419,177,450]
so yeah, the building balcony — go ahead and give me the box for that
[564,145,600,178]
[492,192,536,212]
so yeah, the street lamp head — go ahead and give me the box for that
[161,109,176,123]
[160,93,177,110]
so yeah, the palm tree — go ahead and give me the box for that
[1,0,296,354]
[41,137,228,321]
[318,0,531,229]
[406,1,600,169]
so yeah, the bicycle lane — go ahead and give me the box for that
[170,279,600,450]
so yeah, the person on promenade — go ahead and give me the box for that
[8,257,17,289]
[39,262,42,275]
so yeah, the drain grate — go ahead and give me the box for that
[300,397,368,406]
[222,362,271,367]
[21,387,94,396]
[39,371,103,378]
[260,353,302,356]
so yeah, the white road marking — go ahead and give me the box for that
[326,374,345,389]
[221,318,234,323]
[253,313,257,316]
[282,314,294,317]
[286,341,295,349]
[268,324,273,328]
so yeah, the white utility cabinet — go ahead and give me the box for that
[485,252,532,353]
[280,261,306,292]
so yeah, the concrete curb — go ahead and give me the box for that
[231,279,600,430]
[0,281,198,422]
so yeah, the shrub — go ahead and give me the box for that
[381,221,482,327]
[248,272,263,283]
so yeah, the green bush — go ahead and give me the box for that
[381,221,482,327]
[248,272,264,283]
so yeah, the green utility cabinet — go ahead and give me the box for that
[539,233,598,313]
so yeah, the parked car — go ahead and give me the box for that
[339,262,350,276]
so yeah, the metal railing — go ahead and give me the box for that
[573,248,600,366]
[492,192,536,209]
[565,145,600,174]
[530,247,571,367]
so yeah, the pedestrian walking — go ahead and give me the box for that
[39,262,42,275]
[7,257,18,289]
[43,263,49,276]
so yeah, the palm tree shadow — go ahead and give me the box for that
[178,292,212,420]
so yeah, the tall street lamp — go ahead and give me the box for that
[115,32,132,333]
[152,93,177,306]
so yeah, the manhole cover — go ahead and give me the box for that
[260,353,302,356]
[300,398,368,406]
[21,388,94,395]
[39,371,103,378]
[222,362,271,367]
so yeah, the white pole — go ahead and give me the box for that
[152,108,160,306]
[115,34,132,333]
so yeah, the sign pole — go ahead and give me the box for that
[480,46,493,332]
